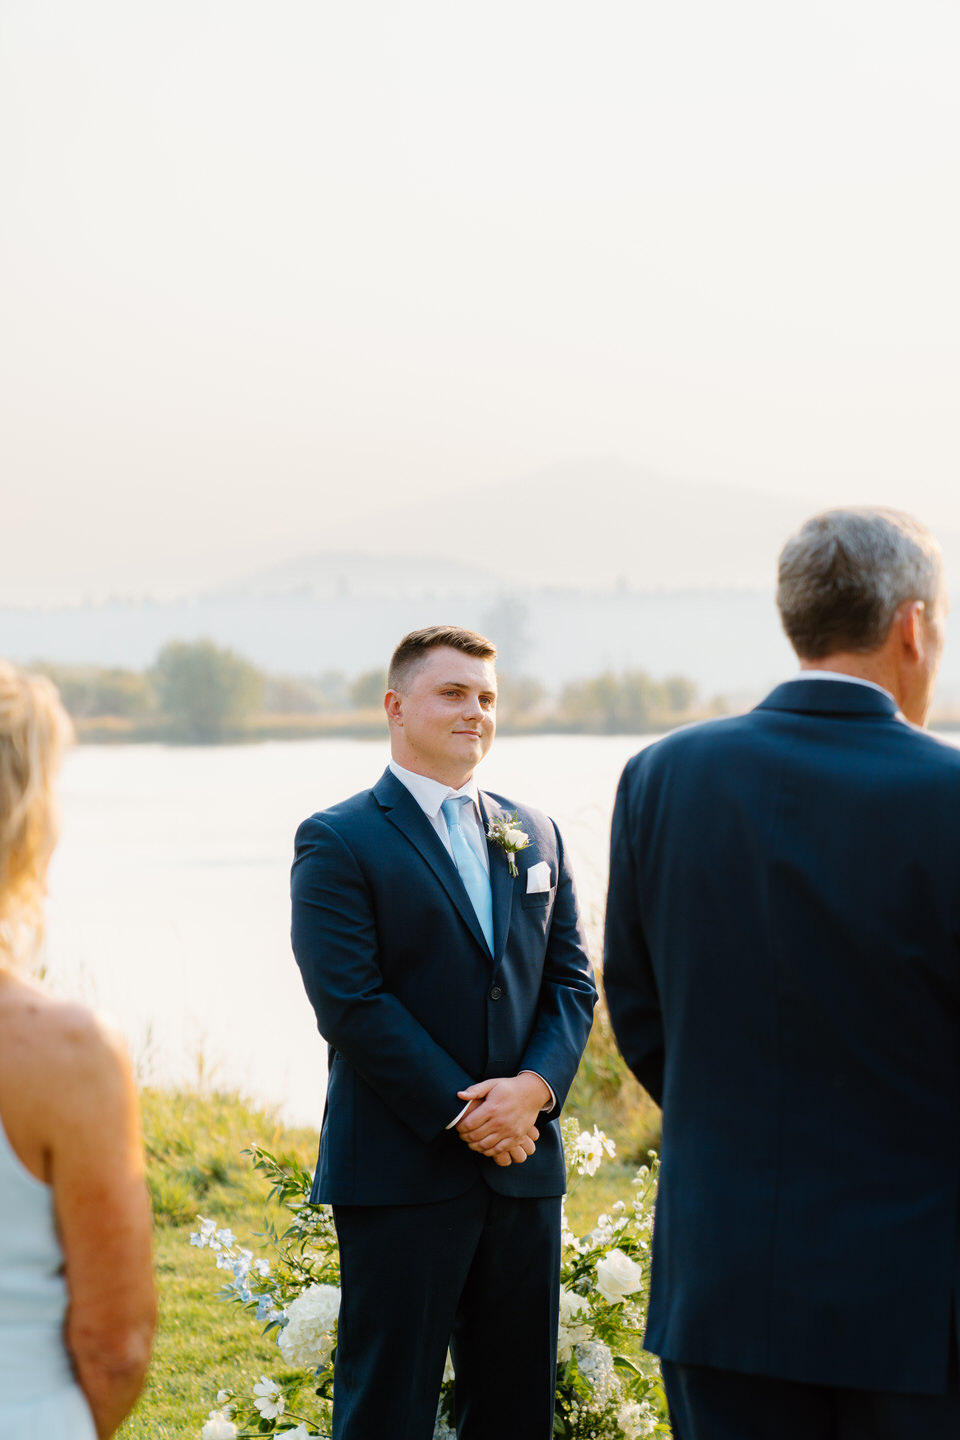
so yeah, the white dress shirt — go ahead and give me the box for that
[387,759,555,1127]
[387,761,490,873]
[784,669,897,704]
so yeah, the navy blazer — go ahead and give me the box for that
[605,681,960,1395]
[291,768,596,1205]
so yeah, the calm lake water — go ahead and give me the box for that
[44,735,652,1127]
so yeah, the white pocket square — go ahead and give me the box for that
[526,860,552,894]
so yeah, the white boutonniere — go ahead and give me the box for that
[486,810,531,878]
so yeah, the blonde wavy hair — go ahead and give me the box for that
[0,662,73,966]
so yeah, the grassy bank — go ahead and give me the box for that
[121,1017,659,1440]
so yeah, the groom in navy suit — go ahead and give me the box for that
[605,508,960,1439]
[291,625,596,1440]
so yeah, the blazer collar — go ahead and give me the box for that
[372,769,507,961]
[755,678,900,719]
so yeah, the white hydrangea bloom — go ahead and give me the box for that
[277,1283,341,1369]
[200,1410,237,1439]
[574,1339,621,1406]
[596,1248,643,1304]
[557,1287,593,1362]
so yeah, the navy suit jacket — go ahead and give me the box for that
[605,680,960,1395]
[291,768,596,1206]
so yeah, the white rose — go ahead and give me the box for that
[596,1248,643,1303]
[201,1411,237,1440]
[504,827,528,848]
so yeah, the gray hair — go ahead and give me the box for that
[777,508,943,659]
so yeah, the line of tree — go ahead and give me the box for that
[36,643,264,744]
[33,641,706,743]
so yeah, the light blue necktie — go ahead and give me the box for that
[441,796,495,955]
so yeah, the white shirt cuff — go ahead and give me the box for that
[447,1074,556,1130]
[520,1070,556,1111]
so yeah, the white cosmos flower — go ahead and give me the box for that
[573,1125,616,1177]
[252,1376,284,1420]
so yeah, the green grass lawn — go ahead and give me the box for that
[118,1089,319,1439]
[121,1014,660,1439]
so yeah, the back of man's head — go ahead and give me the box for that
[777,507,943,660]
[388,625,497,693]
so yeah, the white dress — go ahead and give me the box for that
[0,1112,96,1439]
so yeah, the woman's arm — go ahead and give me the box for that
[47,1006,157,1438]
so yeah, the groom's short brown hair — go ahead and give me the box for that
[388,625,497,692]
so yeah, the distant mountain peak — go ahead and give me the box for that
[317,460,813,590]
[203,550,500,602]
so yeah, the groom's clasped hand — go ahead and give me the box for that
[454,1071,550,1164]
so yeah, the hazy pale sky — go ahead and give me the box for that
[2,1,959,602]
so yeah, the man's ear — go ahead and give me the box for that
[895,600,925,661]
[384,689,403,725]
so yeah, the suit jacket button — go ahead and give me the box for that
[489,985,502,1001]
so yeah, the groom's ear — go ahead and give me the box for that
[384,689,403,726]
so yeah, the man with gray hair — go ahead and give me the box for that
[604,508,960,1439]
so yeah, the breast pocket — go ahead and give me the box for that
[521,889,552,910]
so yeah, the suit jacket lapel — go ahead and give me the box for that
[373,769,492,957]
[479,792,514,967]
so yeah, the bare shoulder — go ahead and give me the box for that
[0,976,136,1181]
[0,975,131,1117]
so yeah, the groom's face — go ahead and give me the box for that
[386,646,497,786]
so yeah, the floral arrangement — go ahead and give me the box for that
[189,1121,669,1439]
[485,810,531,877]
